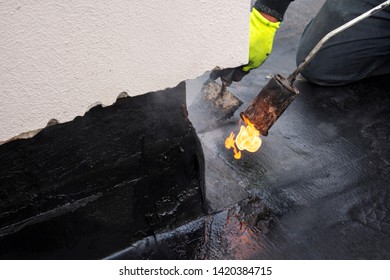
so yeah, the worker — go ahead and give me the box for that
[212,0,390,86]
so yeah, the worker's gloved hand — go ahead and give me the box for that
[210,8,280,85]
[242,8,280,72]
[209,67,248,86]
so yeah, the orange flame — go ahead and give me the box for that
[225,132,242,159]
[225,116,262,160]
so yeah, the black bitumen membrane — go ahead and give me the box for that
[0,83,206,259]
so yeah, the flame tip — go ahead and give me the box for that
[225,120,263,160]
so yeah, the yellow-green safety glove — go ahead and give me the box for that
[210,8,280,85]
[242,8,280,72]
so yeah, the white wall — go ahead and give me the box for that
[0,0,250,142]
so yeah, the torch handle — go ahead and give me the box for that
[287,0,390,84]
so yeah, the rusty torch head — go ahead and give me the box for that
[240,74,299,136]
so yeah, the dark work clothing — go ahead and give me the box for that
[296,0,390,85]
[254,0,294,21]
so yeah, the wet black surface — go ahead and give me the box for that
[108,196,272,260]
[237,75,390,259]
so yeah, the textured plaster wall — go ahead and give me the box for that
[0,0,250,142]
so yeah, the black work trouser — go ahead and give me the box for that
[296,0,390,86]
